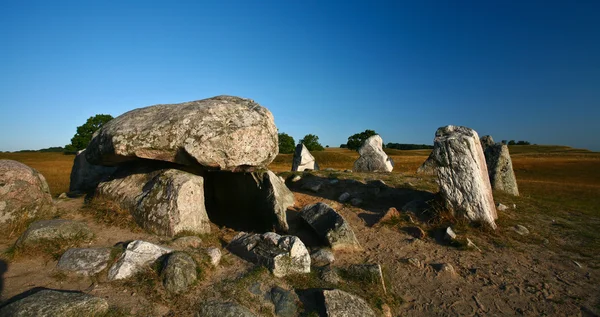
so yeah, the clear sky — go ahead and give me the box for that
[1,0,599,151]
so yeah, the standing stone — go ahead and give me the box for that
[416,152,436,175]
[480,135,495,150]
[161,252,198,294]
[484,144,519,196]
[69,149,117,193]
[107,240,172,281]
[0,160,54,228]
[292,144,319,172]
[321,289,376,317]
[300,203,361,251]
[57,247,112,276]
[85,95,278,171]
[432,126,497,229]
[96,165,211,237]
[353,135,394,173]
[0,289,109,316]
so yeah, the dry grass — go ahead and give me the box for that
[0,152,74,196]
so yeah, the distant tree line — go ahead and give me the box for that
[385,143,434,150]
[278,132,325,153]
[502,140,531,145]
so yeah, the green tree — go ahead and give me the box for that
[346,129,378,151]
[508,140,516,145]
[299,134,324,151]
[65,114,114,152]
[278,132,296,154]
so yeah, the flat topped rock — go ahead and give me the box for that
[57,247,112,276]
[15,219,93,247]
[0,289,109,317]
[85,95,278,171]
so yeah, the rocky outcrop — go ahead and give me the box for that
[432,125,497,229]
[85,95,278,171]
[69,149,116,193]
[0,160,54,228]
[227,232,310,277]
[57,247,112,276]
[96,165,211,237]
[0,289,109,316]
[292,144,319,171]
[161,252,197,294]
[15,219,93,247]
[322,289,376,317]
[484,144,519,196]
[353,135,394,172]
[108,240,172,281]
[300,203,361,251]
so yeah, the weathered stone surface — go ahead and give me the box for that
[432,125,497,229]
[497,203,509,211]
[57,247,112,276]
[206,247,222,266]
[196,301,257,317]
[270,286,299,317]
[161,251,197,294]
[301,181,322,193]
[513,225,530,236]
[0,160,53,227]
[310,249,335,266]
[353,135,394,172]
[96,165,211,237]
[206,170,292,232]
[445,227,457,241]
[350,198,363,206]
[338,192,350,202]
[15,219,93,247]
[86,96,278,171]
[480,135,495,149]
[484,144,519,196]
[348,263,386,293]
[436,263,457,277]
[69,149,117,193]
[227,232,310,277]
[292,144,319,172]
[171,236,203,250]
[300,203,361,251]
[0,289,109,316]
[320,266,341,284]
[107,240,172,281]
[322,289,376,317]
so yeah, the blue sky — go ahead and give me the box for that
[1,0,599,151]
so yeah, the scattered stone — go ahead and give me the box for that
[338,192,351,202]
[15,219,93,247]
[406,258,422,268]
[405,226,426,239]
[227,232,310,277]
[96,166,211,237]
[484,144,519,196]
[466,238,482,252]
[572,260,582,268]
[343,169,352,173]
[320,266,341,284]
[350,198,363,206]
[292,143,319,172]
[480,135,495,149]
[69,149,117,193]
[348,263,386,293]
[86,96,278,171]
[496,203,509,211]
[206,247,222,266]
[322,289,377,317]
[302,181,322,193]
[353,135,394,172]
[324,168,336,171]
[171,236,203,250]
[376,207,401,225]
[437,263,457,276]
[310,249,335,266]
[290,175,302,182]
[197,301,257,317]
[513,225,530,236]
[431,125,497,229]
[107,240,172,281]
[445,227,457,241]
[0,289,109,316]
[161,251,197,294]
[416,152,436,175]
[543,239,550,245]
[300,202,361,251]
[0,160,54,228]
[57,247,112,276]
[270,286,299,317]
[58,192,68,199]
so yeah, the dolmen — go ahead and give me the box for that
[353,135,393,172]
[70,96,295,236]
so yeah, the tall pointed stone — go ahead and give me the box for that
[484,144,519,196]
[353,135,393,173]
[291,144,319,171]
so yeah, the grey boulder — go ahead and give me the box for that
[300,202,361,251]
[292,143,319,172]
[161,252,198,294]
[107,240,172,281]
[85,95,278,171]
[68,149,116,193]
[484,144,519,196]
[15,219,93,247]
[353,135,393,173]
[322,289,376,317]
[196,301,257,317]
[0,289,109,317]
[57,247,112,276]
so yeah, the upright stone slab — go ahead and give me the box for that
[291,144,319,171]
[432,125,497,229]
[484,144,519,196]
[85,95,278,171]
[353,135,393,172]
[69,149,117,193]
[300,202,361,251]
[96,164,211,237]
[0,160,54,228]
[480,135,495,150]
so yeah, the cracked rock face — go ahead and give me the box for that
[353,135,394,173]
[292,144,319,171]
[85,95,278,171]
[432,125,497,229]
[484,144,519,196]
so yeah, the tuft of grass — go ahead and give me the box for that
[5,231,94,261]
[83,197,140,231]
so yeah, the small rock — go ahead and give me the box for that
[329,179,339,185]
[107,240,172,281]
[437,263,457,276]
[406,258,422,268]
[350,198,363,206]
[0,289,109,316]
[57,247,112,276]
[513,204,517,209]
[466,238,482,252]
[348,263,386,293]
[197,301,257,317]
[171,236,203,249]
[343,169,352,173]
[543,239,550,245]
[15,219,93,247]
[310,249,335,267]
[338,192,351,202]
[161,252,197,294]
[270,286,299,317]
[302,181,322,193]
[58,192,68,199]
[324,168,336,171]
[445,227,457,241]
[376,207,401,225]
[322,289,376,317]
[206,247,222,266]
[496,203,509,211]
[290,175,302,182]
[572,260,582,268]
[513,225,530,236]
[320,266,341,284]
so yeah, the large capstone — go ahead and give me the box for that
[299,202,361,251]
[0,289,109,316]
[85,95,278,171]
[204,170,293,232]
[69,149,117,193]
[353,135,393,172]
[432,125,497,229]
[291,144,319,171]
[227,232,310,277]
[484,144,519,196]
[0,160,54,228]
[96,164,211,237]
